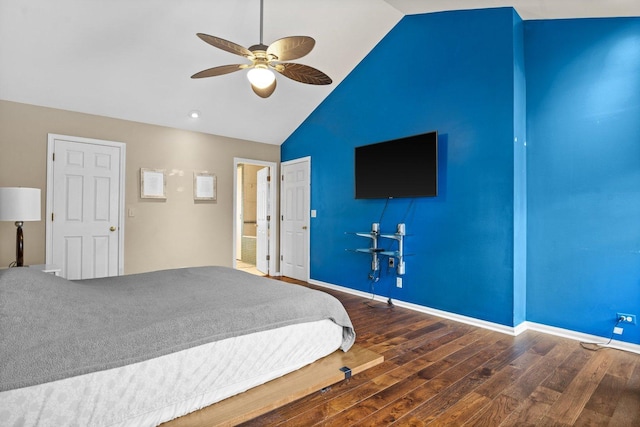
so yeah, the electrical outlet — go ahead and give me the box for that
[388,257,395,268]
[396,277,403,288]
[617,313,636,324]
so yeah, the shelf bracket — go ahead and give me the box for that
[349,223,406,275]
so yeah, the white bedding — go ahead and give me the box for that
[0,319,343,427]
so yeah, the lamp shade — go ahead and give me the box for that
[0,187,41,221]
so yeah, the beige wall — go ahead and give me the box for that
[0,100,280,274]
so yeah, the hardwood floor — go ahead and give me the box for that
[240,278,640,426]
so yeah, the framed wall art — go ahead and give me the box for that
[194,172,216,201]
[140,168,167,199]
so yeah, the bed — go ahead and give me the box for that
[0,266,356,426]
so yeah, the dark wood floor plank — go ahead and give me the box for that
[344,336,501,427]
[258,334,450,424]
[606,348,639,378]
[431,391,492,425]
[242,360,397,426]
[463,393,521,426]
[501,338,575,402]
[473,364,522,400]
[608,358,640,426]
[350,379,444,426]
[499,385,562,426]
[541,346,593,393]
[466,339,562,424]
[572,407,612,426]
[237,278,640,426]
[402,339,518,423]
[583,372,627,418]
[360,336,506,425]
[296,329,493,425]
[545,349,611,425]
[472,333,554,402]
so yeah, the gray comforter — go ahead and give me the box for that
[0,266,355,392]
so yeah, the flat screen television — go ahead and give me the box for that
[355,130,438,199]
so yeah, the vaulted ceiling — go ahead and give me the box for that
[1,1,638,145]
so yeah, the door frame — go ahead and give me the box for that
[233,157,278,275]
[280,156,311,281]
[45,134,126,275]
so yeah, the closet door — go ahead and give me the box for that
[47,134,125,279]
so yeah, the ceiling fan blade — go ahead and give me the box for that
[191,64,245,79]
[267,36,315,61]
[251,79,277,98]
[275,63,332,85]
[196,33,253,58]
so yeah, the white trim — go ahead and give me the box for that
[524,321,640,354]
[513,321,529,336]
[308,278,516,335]
[46,134,126,276]
[391,299,519,336]
[233,158,278,276]
[308,278,640,355]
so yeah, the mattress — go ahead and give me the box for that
[0,318,343,426]
[1,266,355,391]
[0,266,356,426]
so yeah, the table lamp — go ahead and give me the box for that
[0,187,41,267]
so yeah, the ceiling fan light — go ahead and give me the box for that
[247,67,275,89]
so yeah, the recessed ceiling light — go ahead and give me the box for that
[189,110,200,119]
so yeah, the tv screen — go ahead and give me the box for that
[355,131,438,199]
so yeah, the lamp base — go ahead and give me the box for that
[15,221,24,267]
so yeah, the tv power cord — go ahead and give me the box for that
[580,316,625,351]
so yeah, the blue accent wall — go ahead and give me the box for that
[525,17,640,343]
[282,9,640,344]
[283,8,521,327]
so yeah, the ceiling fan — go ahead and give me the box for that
[191,0,332,98]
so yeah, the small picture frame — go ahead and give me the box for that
[194,172,216,201]
[140,168,167,199]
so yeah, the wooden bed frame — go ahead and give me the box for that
[162,345,383,426]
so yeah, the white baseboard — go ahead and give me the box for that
[524,321,640,354]
[308,278,640,355]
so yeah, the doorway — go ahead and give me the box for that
[233,158,278,276]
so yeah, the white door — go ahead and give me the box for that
[280,157,310,281]
[46,134,125,279]
[256,167,269,274]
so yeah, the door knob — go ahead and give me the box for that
[110,226,116,232]
[302,226,308,230]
